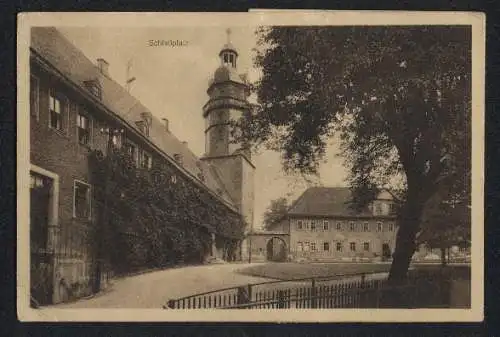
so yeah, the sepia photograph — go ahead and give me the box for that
[17,12,484,322]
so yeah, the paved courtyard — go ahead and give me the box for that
[49,263,272,309]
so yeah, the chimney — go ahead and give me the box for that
[97,58,109,77]
[161,118,169,132]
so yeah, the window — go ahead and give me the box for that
[350,242,356,251]
[377,222,382,232]
[49,90,63,131]
[304,242,310,252]
[140,150,153,169]
[336,242,343,252]
[30,75,39,118]
[90,84,101,98]
[297,220,303,230]
[323,242,330,251]
[174,153,183,164]
[374,203,383,215]
[136,120,150,137]
[77,112,91,145]
[310,242,317,251]
[297,242,303,252]
[389,203,396,215]
[123,141,138,165]
[363,242,370,251]
[363,222,369,232]
[349,222,355,231]
[336,222,342,231]
[85,80,102,99]
[310,220,316,231]
[111,132,122,148]
[74,181,91,219]
[304,221,310,230]
[323,221,329,231]
[170,174,178,184]
[389,223,395,232]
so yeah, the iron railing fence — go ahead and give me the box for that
[164,269,451,309]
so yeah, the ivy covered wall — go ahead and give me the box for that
[88,148,246,276]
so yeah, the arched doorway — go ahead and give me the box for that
[266,237,287,262]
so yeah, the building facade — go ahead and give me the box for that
[28,27,254,305]
[259,187,398,262]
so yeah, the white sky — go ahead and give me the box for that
[58,26,349,229]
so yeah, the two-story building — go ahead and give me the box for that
[28,27,255,305]
[258,187,398,262]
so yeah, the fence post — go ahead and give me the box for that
[360,274,366,307]
[248,284,253,303]
[375,281,381,308]
[311,278,317,308]
[165,299,176,309]
[237,285,251,308]
[277,290,286,309]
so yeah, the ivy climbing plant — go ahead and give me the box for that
[88,147,246,276]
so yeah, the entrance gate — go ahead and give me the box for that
[30,171,54,305]
[266,237,287,262]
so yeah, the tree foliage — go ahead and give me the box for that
[262,197,289,231]
[419,189,471,258]
[88,148,245,275]
[238,26,471,281]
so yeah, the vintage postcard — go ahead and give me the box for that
[17,11,485,322]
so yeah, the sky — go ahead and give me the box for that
[58,26,349,230]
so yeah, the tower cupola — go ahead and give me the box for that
[219,28,238,68]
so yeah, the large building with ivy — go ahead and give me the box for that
[28,27,255,305]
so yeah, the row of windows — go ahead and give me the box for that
[296,220,395,232]
[31,75,154,170]
[296,241,372,252]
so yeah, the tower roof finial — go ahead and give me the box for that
[226,28,232,44]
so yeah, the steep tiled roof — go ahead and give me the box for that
[30,27,236,209]
[287,187,388,218]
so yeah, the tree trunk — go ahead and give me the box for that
[388,192,424,284]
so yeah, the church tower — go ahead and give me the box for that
[201,29,255,234]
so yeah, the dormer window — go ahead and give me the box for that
[173,153,183,165]
[90,84,101,98]
[135,121,150,137]
[84,80,102,99]
[137,112,152,137]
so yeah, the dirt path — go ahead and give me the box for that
[48,263,271,309]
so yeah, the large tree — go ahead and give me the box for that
[237,26,471,282]
[262,197,289,231]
